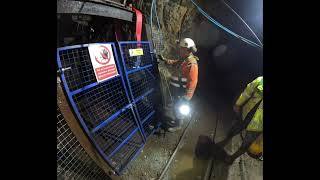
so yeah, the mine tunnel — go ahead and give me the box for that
[57,0,263,179]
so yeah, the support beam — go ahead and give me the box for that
[57,0,133,22]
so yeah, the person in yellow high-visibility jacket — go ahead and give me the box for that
[217,76,263,164]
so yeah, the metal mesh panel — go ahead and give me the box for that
[73,76,129,130]
[119,41,161,140]
[92,108,138,156]
[152,30,164,54]
[136,92,155,122]
[59,47,97,92]
[57,106,109,180]
[143,117,157,137]
[110,131,144,172]
[128,66,156,99]
[58,42,160,174]
[119,43,153,71]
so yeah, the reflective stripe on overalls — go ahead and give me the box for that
[169,75,187,98]
[169,76,187,88]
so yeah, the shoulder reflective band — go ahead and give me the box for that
[132,7,143,43]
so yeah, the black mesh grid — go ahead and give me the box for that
[128,66,156,99]
[73,76,129,130]
[110,131,144,172]
[136,92,155,122]
[142,115,157,137]
[92,108,138,156]
[57,106,109,180]
[59,47,97,92]
[120,43,153,71]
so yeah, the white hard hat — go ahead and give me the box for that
[179,38,196,48]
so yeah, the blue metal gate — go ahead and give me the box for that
[118,41,160,138]
[57,42,160,175]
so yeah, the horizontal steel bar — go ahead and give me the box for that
[108,128,138,158]
[57,44,89,51]
[58,42,116,51]
[118,41,150,45]
[142,110,156,124]
[91,104,132,133]
[70,75,120,96]
[133,88,154,103]
[127,64,153,75]
[101,131,141,150]
[70,82,99,96]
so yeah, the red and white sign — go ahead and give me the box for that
[88,44,119,82]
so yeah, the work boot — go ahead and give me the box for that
[167,126,182,132]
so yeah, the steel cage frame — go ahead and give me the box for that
[57,41,161,175]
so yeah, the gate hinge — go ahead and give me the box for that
[57,67,72,74]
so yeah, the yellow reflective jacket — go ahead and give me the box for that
[235,76,263,132]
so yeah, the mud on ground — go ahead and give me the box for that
[121,122,188,180]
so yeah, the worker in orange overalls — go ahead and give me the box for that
[159,38,199,132]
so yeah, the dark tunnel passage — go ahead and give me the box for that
[192,0,263,112]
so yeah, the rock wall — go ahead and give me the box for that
[139,0,202,58]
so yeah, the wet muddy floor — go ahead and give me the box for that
[121,95,262,180]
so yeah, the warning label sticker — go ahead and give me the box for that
[129,48,144,57]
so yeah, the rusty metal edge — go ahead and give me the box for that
[90,0,126,7]
[57,77,120,180]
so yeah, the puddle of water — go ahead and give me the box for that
[167,101,220,180]
[171,149,208,180]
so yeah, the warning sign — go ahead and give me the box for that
[88,44,119,82]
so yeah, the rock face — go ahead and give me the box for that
[140,0,201,58]
[138,0,203,99]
